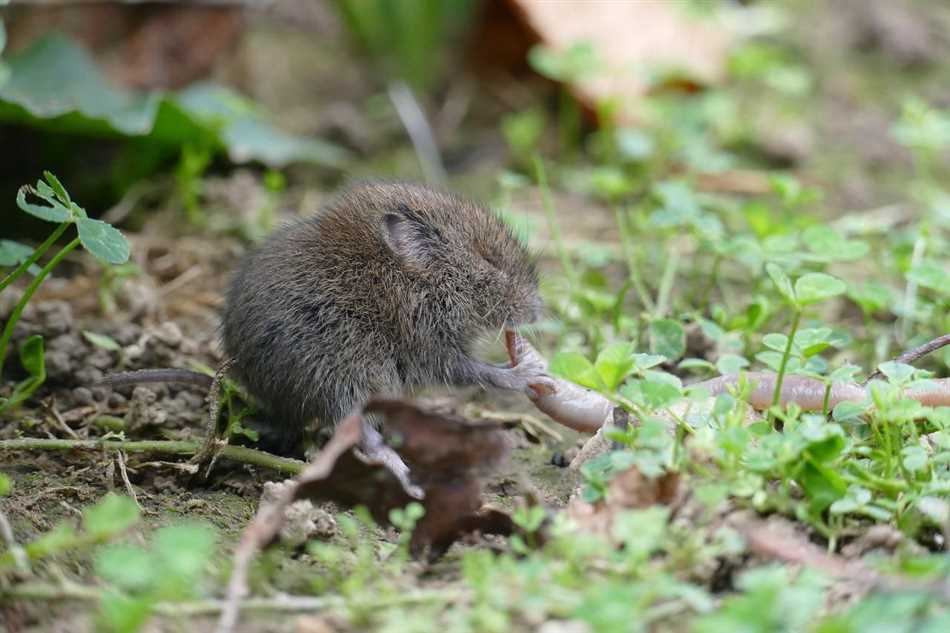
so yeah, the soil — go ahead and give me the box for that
[3,1,949,630]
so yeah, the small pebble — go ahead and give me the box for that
[72,386,95,406]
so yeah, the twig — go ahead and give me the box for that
[1,580,459,617]
[387,80,447,184]
[115,451,142,510]
[157,265,204,299]
[45,401,80,440]
[0,506,29,573]
[216,414,363,633]
[0,438,304,475]
[864,333,950,384]
[193,357,235,475]
[462,405,563,442]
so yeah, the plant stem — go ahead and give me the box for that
[532,155,576,284]
[0,581,459,617]
[770,309,802,412]
[655,248,680,319]
[0,438,304,475]
[898,235,925,343]
[387,80,447,185]
[0,222,70,294]
[0,236,81,369]
[613,205,655,313]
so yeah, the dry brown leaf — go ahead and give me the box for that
[567,467,681,540]
[217,399,518,633]
[507,0,732,122]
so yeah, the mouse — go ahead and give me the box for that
[102,182,551,470]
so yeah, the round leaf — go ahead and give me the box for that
[76,217,130,264]
[83,493,140,538]
[794,273,846,306]
[766,263,795,304]
[648,319,685,361]
[16,185,70,222]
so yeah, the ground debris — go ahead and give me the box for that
[567,467,682,541]
[217,398,520,633]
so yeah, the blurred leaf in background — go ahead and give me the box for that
[0,33,349,169]
[334,0,475,93]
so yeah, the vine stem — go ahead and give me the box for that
[0,236,81,369]
[770,310,802,412]
[0,438,304,475]
[387,80,446,185]
[533,155,576,284]
[0,222,70,294]
[1,581,460,617]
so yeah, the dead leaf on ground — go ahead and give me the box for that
[507,0,732,123]
[567,467,682,540]
[5,3,243,89]
[217,399,522,633]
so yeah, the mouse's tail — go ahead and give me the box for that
[97,368,214,389]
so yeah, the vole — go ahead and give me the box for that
[103,182,551,461]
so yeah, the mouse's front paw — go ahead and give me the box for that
[500,359,556,398]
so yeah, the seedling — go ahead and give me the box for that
[0,172,129,411]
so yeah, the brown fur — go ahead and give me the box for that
[221,182,543,452]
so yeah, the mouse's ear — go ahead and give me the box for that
[382,213,436,268]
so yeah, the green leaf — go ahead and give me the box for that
[794,273,846,306]
[97,591,153,633]
[0,35,348,169]
[0,335,46,412]
[549,351,604,391]
[639,379,683,410]
[82,331,121,352]
[797,459,847,513]
[176,83,350,168]
[632,353,666,370]
[648,319,685,361]
[766,263,795,304]
[0,239,32,266]
[0,239,41,275]
[42,171,71,204]
[83,494,140,539]
[831,401,867,422]
[847,281,894,316]
[802,225,869,262]
[678,358,716,372]
[829,364,861,383]
[76,218,130,265]
[594,342,635,390]
[877,361,915,385]
[0,473,11,496]
[755,351,785,372]
[25,523,78,559]
[902,445,928,472]
[715,354,749,375]
[908,262,948,294]
[153,523,216,580]
[95,545,155,592]
[16,185,71,222]
[762,333,788,352]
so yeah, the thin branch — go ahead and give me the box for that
[1,581,459,617]
[387,80,447,185]
[864,333,950,384]
[0,507,29,573]
[0,438,304,475]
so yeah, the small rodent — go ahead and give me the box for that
[99,182,549,460]
[221,182,548,452]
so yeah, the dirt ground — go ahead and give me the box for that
[3,1,950,630]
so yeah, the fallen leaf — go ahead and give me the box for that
[508,0,732,123]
